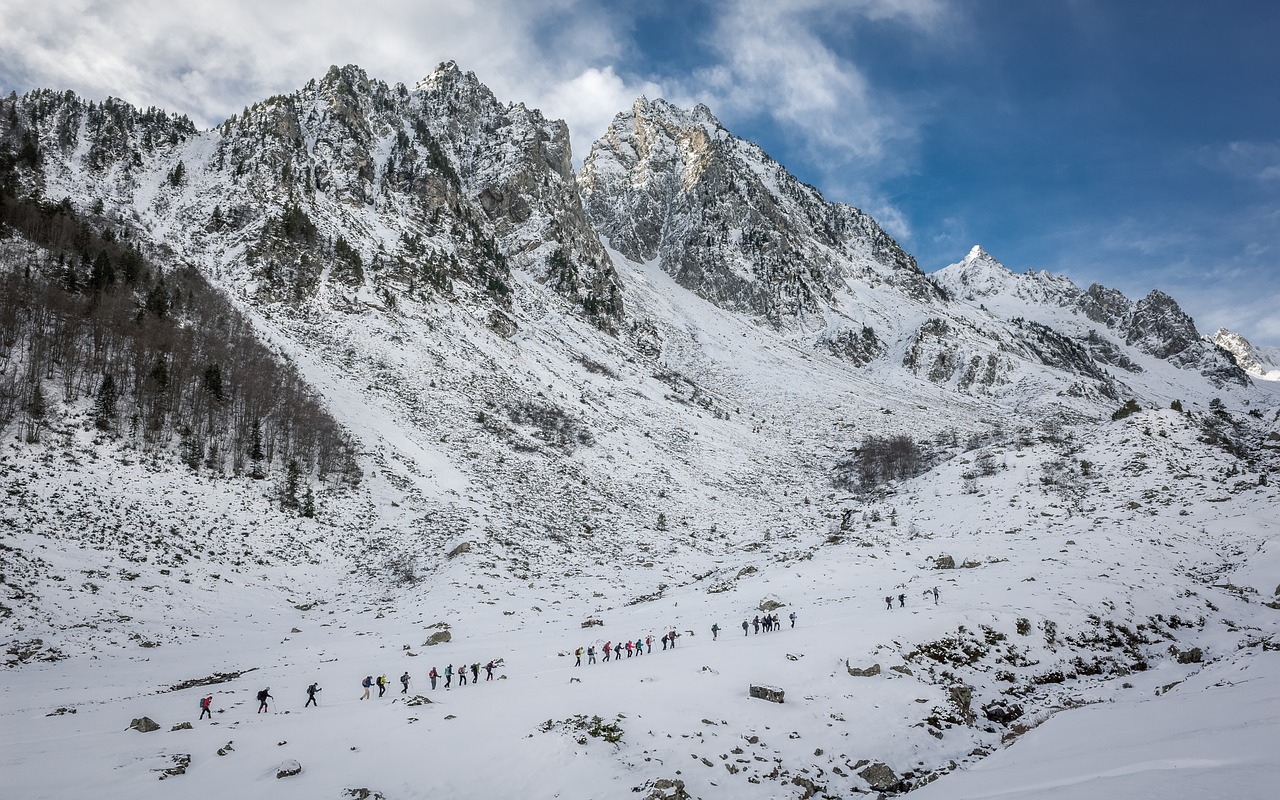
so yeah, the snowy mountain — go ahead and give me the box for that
[1215,327,1280,381]
[2,63,1279,800]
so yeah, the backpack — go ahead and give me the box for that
[363,676,372,687]
[200,697,210,710]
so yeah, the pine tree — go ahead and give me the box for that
[248,417,265,479]
[281,458,302,509]
[94,373,117,430]
[302,484,315,518]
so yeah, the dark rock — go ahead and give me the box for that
[129,717,161,733]
[170,722,193,731]
[948,685,976,725]
[1175,646,1203,664]
[749,685,785,703]
[424,630,452,646]
[406,695,433,706]
[845,661,881,677]
[758,598,786,611]
[155,753,191,779]
[934,554,955,569]
[889,664,913,676]
[858,761,899,791]
[276,759,302,779]
[447,542,471,558]
[643,778,693,800]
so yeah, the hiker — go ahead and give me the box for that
[633,638,642,657]
[885,596,893,610]
[711,623,720,640]
[661,632,669,650]
[444,664,453,689]
[753,616,760,634]
[626,640,633,658]
[361,675,373,699]
[575,647,583,667]
[669,629,677,647]
[471,663,480,684]
[305,683,320,707]
[400,672,411,694]
[932,586,940,605]
[646,635,653,654]
[764,615,772,632]
[898,593,906,608]
[256,687,272,714]
[429,667,439,690]
[485,660,495,680]
[458,664,468,686]
[742,619,749,636]
[789,611,797,628]
[587,645,596,665]
[603,641,612,662]
[199,694,213,719]
[377,674,388,697]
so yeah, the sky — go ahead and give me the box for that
[1,0,1276,344]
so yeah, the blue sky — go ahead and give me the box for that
[2,0,1276,343]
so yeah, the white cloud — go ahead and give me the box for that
[544,66,664,154]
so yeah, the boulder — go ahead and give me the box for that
[845,661,881,677]
[643,778,693,800]
[758,597,786,612]
[170,722,193,731]
[447,542,471,559]
[424,630,452,646]
[934,554,955,569]
[858,761,900,791]
[276,759,302,779]
[749,684,785,703]
[129,717,161,733]
[948,685,976,725]
[1175,646,1203,664]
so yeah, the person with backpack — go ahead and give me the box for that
[458,664,468,686]
[625,640,633,658]
[742,619,749,636]
[305,683,321,707]
[753,616,761,634]
[400,672,411,694]
[444,665,452,689]
[376,674,388,697]
[575,646,583,667]
[661,632,669,650]
[885,596,894,611]
[429,667,439,690]
[645,635,653,654]
[361,676,373,700]
[789,611,797,629]
[603,641,612,662]
[256,687,272,713]
[898,593,906,608]
[471,663,480,684]
[711,623,720,640]
[485,660,495,680]
[587,645,596,665]
[932,586,940,604]
[668,629,677,648]
[199,695,213,720]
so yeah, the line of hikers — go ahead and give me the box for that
[741,612,795,635]
[572,628,683,666]
[885,587,940,609]
[361,661,502,697]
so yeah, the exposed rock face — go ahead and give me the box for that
[845,661,881,677]
[580,96,929,327]
[129,717,160,733]
[1215,328,1280,381]
[934,554,956,570]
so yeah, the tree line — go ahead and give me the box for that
[0,187,361,502]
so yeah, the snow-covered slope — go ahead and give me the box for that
[2,63,1279,800]
[1216,327,1280,381]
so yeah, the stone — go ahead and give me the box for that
[858,761,900,791]
[276,759,302,779]
[405,695,433,706]
[424,630,452,646]
[845,661,881,677]
[749,684,785,703]
[643,778,693,800]
[170,722,193,731]
[1175,646,1203,664]
[758,597,785,612]
[129,717,160,733]
[948,685,976,725]
[934,554,955,569]
[447,542,471,559]
[889,664,913,676]
[155,753,191,780]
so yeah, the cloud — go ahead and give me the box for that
[544,66,665,153]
